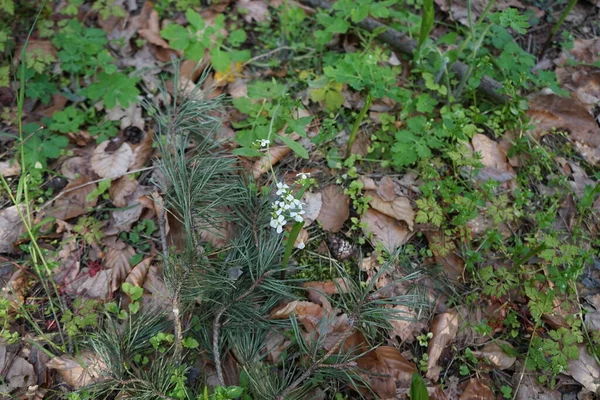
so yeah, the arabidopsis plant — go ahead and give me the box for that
[256,139,270,148]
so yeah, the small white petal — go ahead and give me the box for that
[297,241,305,249]
[276,226,283,234]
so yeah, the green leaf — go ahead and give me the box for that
[232,148,264,158]
[227,29,247,47]
[185,9,205,31]
[182,337,200,349]
[210,48,232,72]
[161,24,190,50]
[418,0,434,50]
[410,372,429,400]
[278,135,308,159]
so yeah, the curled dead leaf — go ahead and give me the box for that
[126,257,153,287]
[47,352,105,389]
[302,191,322,226]
[61,157,91,180]
[270,300,325,333]
[237,0,270,23]
[567,345,600,392]
[459,378,494,400]
[47,177,98,221]
[109,176,139,208]
[427,310,459,381]
[252,146,290,178]
[0,349,36,393]
[361,208,410,252]
[104,239,136,292]
[317,185,349,233]
[367,191,415,231]
[0,205,26,253]
[0,159,20,177]
[91,141,133,178]
[470,134,515,183]
[471,340,516,370]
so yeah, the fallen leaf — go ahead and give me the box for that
[104,239,136,292]
[75,269,111,300]
[46,352,105,389]
[270,300,325,333]
[434,0,526,26]
[317,185,349,233]
[471,340,516,370]
[141,264,170,313]
[47,177,98,221]
[3,268,30,306]
[302,191,322,226]
[424,231,464,281]
[367,191,415,230]
[357,345,416,398]
[91,141,134,178]
[427,310,459,381]
[567,345,600,392]
[377,176,396,201]
[14,40,56,66]
[106,104,144,130]
[361,208,410,252]
[128,128,154,170]
[0,348,36,393]
[252,146,290,178]
[514,378,561,400]
[237,0,270,23]
[105,185,156,235]
[0,159,20,177]
[528,92,600,166]
[555,38,600,109]
[388,305,427,343]
[470,134,515,183]
[109,175,139,208]
[459,378,494,400]
[125,257,153,287]
[0,205,25,253]
[61,157,92,180]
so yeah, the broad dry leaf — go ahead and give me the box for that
[470,134,515,183]
[47,177,97,221]
[317,185,349,233]
[104,239,136,292]
[471,340,516,370]
[377,176,396,201]
[237,0,270,23]
[367,191,415,230]
[427,310,459,381]
[252,146,290,178]
[3,268,30,306]
[567,345,600,392]
[109,175,139,208]
[302,191,322,226]
[459,378,494,400]
[514,378,561,400]
[555,38,600,108]
[75,269,111,300]
[128,129,153,170]
[357,345,416,398]
[0,159,20,177]
[389,305,427,343]
[270,300,325,333]
[126,257,152,287]
[105,185,155,235]
[434,0,525,26]
[14,40,56,65]
[47,352,105,389]
[372,346,416,384]
[61,157,91,180]
[91,141,133,178]
[361,208,410,252]
[424,231,464,281]
[528,92,600,166]
[0,205,25,253]
[0,350,36,393]
[141,264,170,313]
[106,104,144,130]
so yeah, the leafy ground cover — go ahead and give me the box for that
[1,0,600,398]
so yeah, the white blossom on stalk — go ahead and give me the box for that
[297,241,305,249]
[256,139,270,147]
[270,181,306,234]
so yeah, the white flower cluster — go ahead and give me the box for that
[270,181,305,234]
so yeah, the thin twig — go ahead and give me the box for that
[277,324,356,400]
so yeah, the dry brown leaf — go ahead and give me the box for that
[555,38,600,108]
[357,345,416,398]
[14,40,56,66]
[61,157,91,180]
[302,191,322,226]
[567,345,600,392]
[389,305,427,343]
[514,378,561,400]
[434,0,526,26]
[237,0,270,23]
[427,310,459,381]
[317,185,349,233]
[109,176,139,208]
[46,352,105,389]
[0,348,36,393]
[270,300,325,333]
[75,269,111,300]
[0,159,20,177]
[105,185,156,235]
[471,340,516,370]
[252,146,290,178]
[228,78,248,99]
[367,191,415,231]
[48,177,98,221]
[459,378,494,400]
[470,134,515,183]
[528,92,600,166]
[104,239,136,292]
[91,141,133,178]
[128,129,154,170]
[141,264,170,313]
[424,231,464,281]
[0,205,25,253]
[3,268,30,306]
[372,346,416,384]
[377,176,396,201]
[126,257,152,287]
[106,104,144,130]
[361,208,410,252]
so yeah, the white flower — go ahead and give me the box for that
[293,214,304,222]
[296,172,310,180]
[276,182,289,196]
[270,214,286,234]
[297,241,305,249]
[256,139,270,147]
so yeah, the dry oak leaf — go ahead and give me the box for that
[377,176,396,201]
[567,345,600,392]
[252,146,290,178]
[126,257,153,287]
[357,345,416,398]
[367,191,415,231]
[459,378,494,400]
[75,269,111,300]
[109,175,139,208]
[0,347,36,393]
[237,0,270,23]
[104,239,136,292]
[47,352,105,389]
[470,134,515,183]
[388,305,427,343]
[317,185,350,233]
[270,300,325,333]
[47,176,98,221]
[528,92,600,166]
[361,208,410,252]
[128,128,154,170]
[426,310,459,381]
[471,340,516,370]
[61,157,91,181]
[91,141,133,178]
[302,191,322,226]
[0,205,25,253]
[0,159,21,177]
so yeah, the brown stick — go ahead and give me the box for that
[299,0,507,103]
